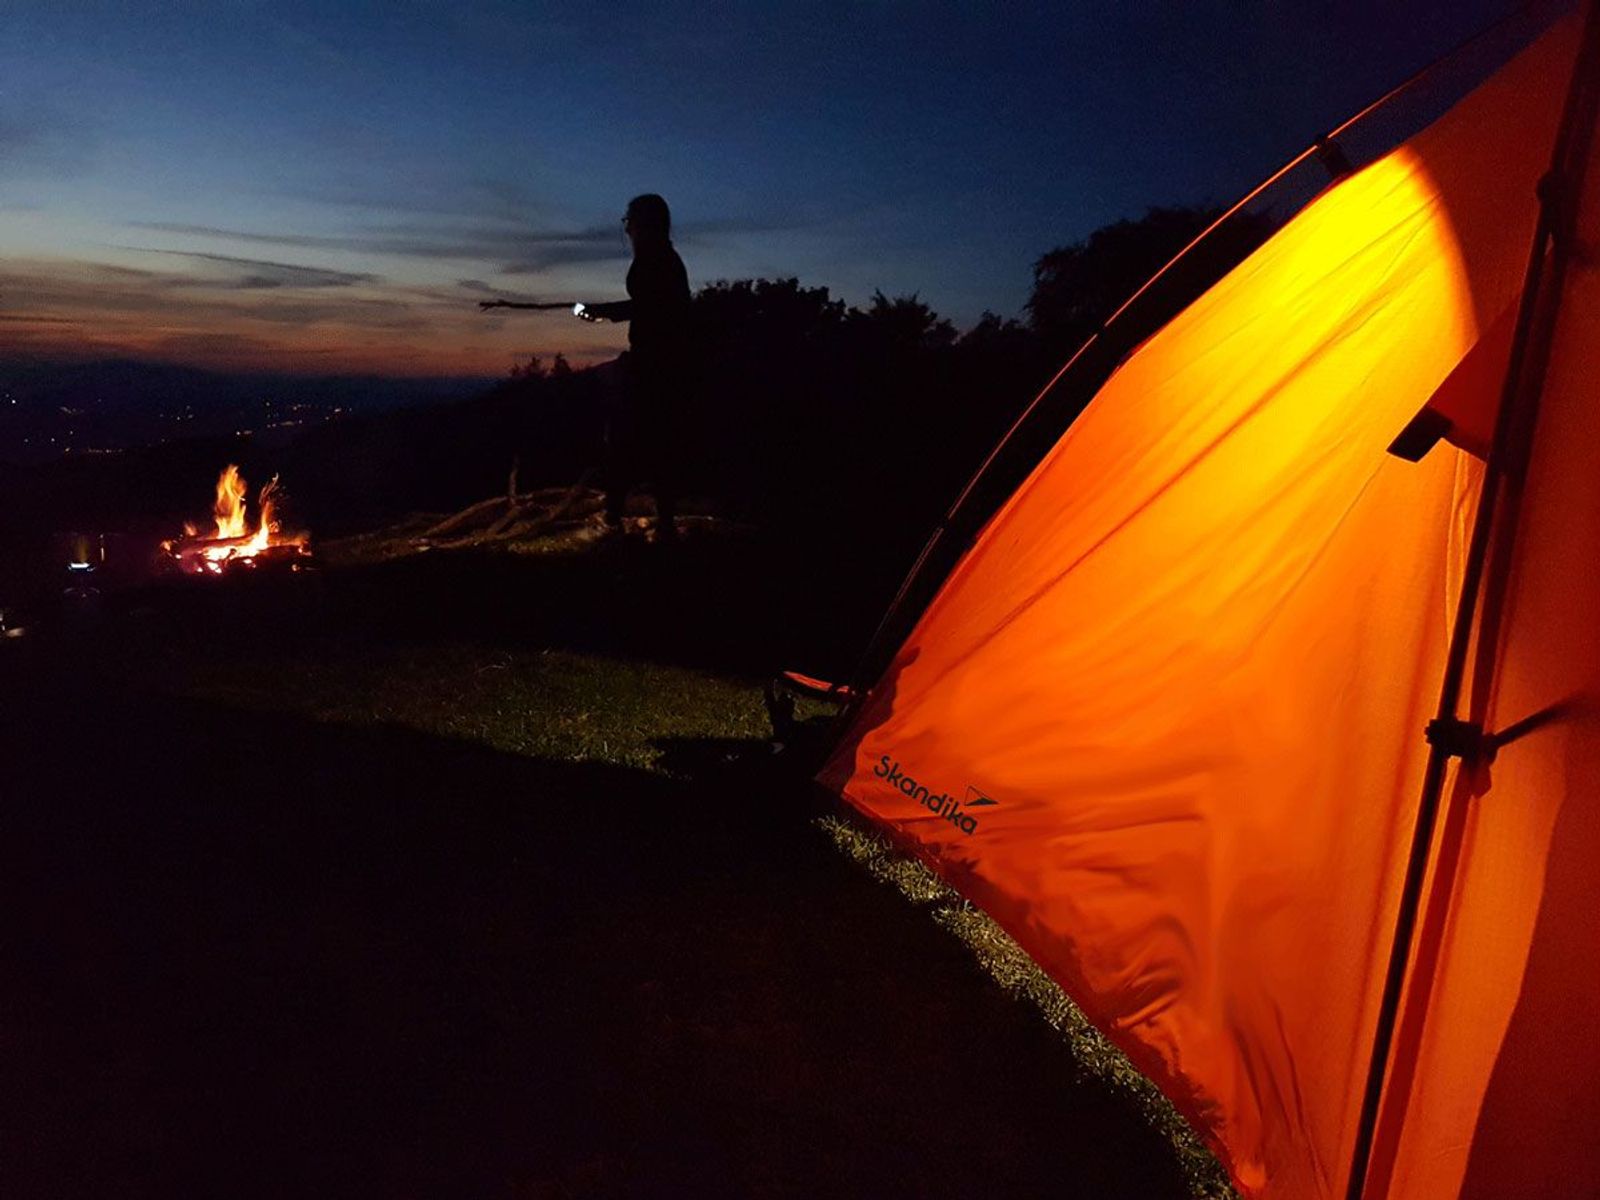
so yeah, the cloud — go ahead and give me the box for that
[115,247,380,290]
[150,330,343,363]
[3,259,396,331]
[127,209,801,276]
[130,217,626,272]
[0,108,95,180]
[128,222,366,253]
[273,175,568,224]
[173,251,376,289]
[0,256,628,376]
[498,237,629,274]
[455,279,568,304]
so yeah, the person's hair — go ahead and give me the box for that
[625,193,671,240]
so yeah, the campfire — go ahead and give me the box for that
[163,464,311,575]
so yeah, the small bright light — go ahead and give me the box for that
[573,303,586,317]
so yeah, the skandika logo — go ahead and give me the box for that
[873,755,998,835]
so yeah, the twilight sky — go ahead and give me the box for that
[0,0,1551,378]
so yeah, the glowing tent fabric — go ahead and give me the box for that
[1380,36,1600,1199]
[820,16,1591,1199]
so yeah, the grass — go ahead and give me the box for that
[161,622,1235,1200]
[172,639,769,771]
[13,537,1236,1197]
[816,814,1238,1200]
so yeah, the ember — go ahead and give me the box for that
[163,464,311,575]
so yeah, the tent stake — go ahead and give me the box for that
[1344,6,1600,1198]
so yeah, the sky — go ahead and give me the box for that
[0,0,1558,378]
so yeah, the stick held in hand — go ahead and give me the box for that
[476,299,581,312]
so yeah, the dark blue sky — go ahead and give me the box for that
[0,1,1556,375]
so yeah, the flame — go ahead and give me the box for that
[243,475,281,555]
[214,464,249,540]
[174,464,309,572]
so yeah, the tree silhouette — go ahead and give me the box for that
[852,291,956,351]
[441,202,1283,639]
[1028,205,1277,362]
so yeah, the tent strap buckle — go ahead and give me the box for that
[1425,716,1495,764]
[1314,135,1353,181]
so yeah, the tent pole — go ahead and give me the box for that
[1343,6,1600,1199]
[846,0,1556,700]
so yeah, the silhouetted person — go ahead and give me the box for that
[577,193,693,540]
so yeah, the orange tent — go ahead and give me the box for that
[819,8,1599,1198]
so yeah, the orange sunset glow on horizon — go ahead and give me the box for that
[0,253,630,378]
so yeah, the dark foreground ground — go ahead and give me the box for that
[3,534,1203,1199]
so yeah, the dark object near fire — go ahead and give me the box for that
[56,530,142,589]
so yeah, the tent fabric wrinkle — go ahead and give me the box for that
[819,14,1587,1199]
[1375,12,1600,1196]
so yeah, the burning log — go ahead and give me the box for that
[161,464,313,576]
[165,531,310,571]
[169,532,260,556]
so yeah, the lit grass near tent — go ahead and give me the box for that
[8,517,1234,1194]
[158,632,1234,1199]
[173,641,770,771]
[816,814,1237,1200]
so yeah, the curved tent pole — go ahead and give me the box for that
[1344,4,1600,1198]
[847,0,1558,700]
[848,143,1320,692]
